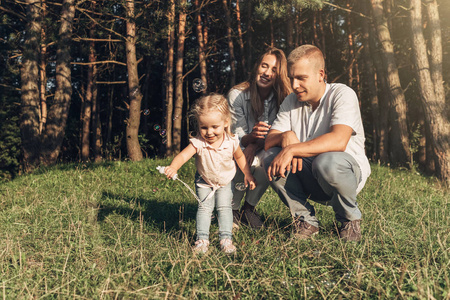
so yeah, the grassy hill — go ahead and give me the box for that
[0,159,448,299]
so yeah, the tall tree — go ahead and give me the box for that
[39,0,47,135]
[20,0,42,172]
[370,0,411,167]
[173,0,187,154]
[361,0,380,161]
[165,0,176,156]
[125,0,143,161]
[223,0,236,87]
[81,21,96,161]
[195,0,208,94]
[246,1,254,72]
[40,0,75,165]
[235,0,246,77]
[409,0,450,183]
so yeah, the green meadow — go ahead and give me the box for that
[0,159,448,299]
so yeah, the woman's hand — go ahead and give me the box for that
[250,121,271,139]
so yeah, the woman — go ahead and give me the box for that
[227,47,292,229]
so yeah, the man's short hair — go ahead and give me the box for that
[287,44,325,71]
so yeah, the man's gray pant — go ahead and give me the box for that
[263,148,362,227]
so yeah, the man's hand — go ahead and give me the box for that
[280,131,303,173]
[267,146,296,181]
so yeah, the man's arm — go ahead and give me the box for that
[267,124,352,180]
[264,129,284,150]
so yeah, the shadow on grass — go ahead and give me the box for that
[98,191,198,234]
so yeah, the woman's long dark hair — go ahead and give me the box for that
[232,47,292,121]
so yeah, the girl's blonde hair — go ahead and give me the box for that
[190,93,233,136]
[232,47,292,121]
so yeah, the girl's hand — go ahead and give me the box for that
[164,166,178,179]
[244,175,257,190]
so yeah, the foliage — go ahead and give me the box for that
[0,6,23,181]
[0,159,448,298]
[0,94,21,181]
[0,0,448,179]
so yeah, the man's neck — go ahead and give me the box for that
[309,83,327,112]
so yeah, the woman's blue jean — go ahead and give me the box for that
[195,174,233,241]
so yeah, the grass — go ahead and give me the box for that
[0,158,449,299]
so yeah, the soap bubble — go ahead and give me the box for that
[131,87,139,97]
[153,124,161,131]
[235,182,247,191]
[143,109,150,116]
[162,138,167,144]
[192,78,206,93]
[159,129,167,137]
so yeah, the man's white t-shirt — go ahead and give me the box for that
[271,83,371,193]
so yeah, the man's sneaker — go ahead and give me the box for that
[293,219,319,240]
[232,210,242,230]
[241,208,264,229]
[193,239,209,254]
[339,220,361,242]
[220,238,236,254]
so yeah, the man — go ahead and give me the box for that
[263,45,371,241]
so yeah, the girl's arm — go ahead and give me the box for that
[233,147,256,190]
[164,144,196,179]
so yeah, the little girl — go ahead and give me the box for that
[163,93,256,254]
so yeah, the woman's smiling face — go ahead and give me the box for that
[256,54,278,92]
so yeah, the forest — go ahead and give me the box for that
[0,0,449,183]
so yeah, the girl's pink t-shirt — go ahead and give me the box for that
[190,133,239,188]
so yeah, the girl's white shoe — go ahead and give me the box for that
[193,239,209,254]
[220,238,236,254]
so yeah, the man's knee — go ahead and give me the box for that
[313,152,358,187]
[262,147,282,171]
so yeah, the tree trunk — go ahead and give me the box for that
[286,10,294,53]
[346,0,354,89]
[40,0,75,166]
[195,0,208,94]
[318,9,326,60]
[235,0,246,78]
[362,0,380,161]
[368,17,389,163]
[173,0,187,154]
[313,12,318,46]
[165,0,175,156]
[370,0,411,167]
[20,0,42,172]
[410,0,450,183]
[425,0,445,109]
[39,0,47,135]
[81,30,96,161]
[92,68,101,162]
[246,1,253,72]
[125,0,143,161]
[222,0,236,87]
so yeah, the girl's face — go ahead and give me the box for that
[198,110,228,146]
[256,54,278,92]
